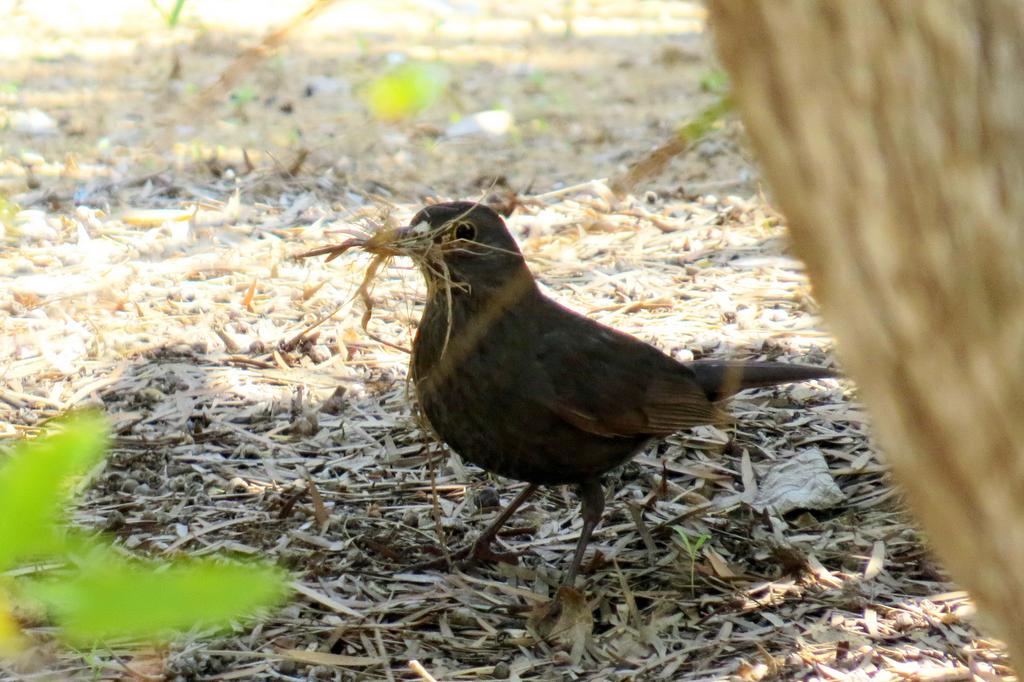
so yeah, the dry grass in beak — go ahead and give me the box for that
[295,237,366,262]
[294,223,412,262]
[296,227,411,353]
[297,221,466,358]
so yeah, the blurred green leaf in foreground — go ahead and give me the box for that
[0,412,107,571]
[0,413,288,655]
[27,552,287,644]
[148,0,188,27]
[364,62,449,121]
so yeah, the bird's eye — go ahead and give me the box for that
[452,221,476,241]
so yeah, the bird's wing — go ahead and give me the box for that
[534,320,725,438]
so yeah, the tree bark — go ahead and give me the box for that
[709,1,1024,666]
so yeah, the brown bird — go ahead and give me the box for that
[357,201,835,587]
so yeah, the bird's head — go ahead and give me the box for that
[369,201,531,296]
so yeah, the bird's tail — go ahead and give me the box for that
[688,360,838,402]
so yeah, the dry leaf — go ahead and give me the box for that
[527,586,593,665]
[864,540,886,580]
[752,448,844,515]
[243,280,257,312]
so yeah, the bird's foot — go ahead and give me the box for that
[462,540,521,566]
[410,536,521,572]
[527,586,593,663]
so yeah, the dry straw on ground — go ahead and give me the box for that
[0,1,1009,679]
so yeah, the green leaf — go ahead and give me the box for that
[0,590,25,656]
[678,95,734,144]
[231,86,258,106]
[0,196,18,232]
[364,62,448,121]
[699,69,729,94]
[166,0,186,27]
[28,555,288,643]
[147,0,186,27]
[0,413,108,570]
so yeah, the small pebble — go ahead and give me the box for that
[320,386,348,415]
[673,347,695,363]
[104,510,125,531]
[11,108,58,135]
[120,478,139,494]
[492,662,510,679]
[446,109,513,138]
[290,412,319,436]
[735,306,757,328]
[12,258,35,274]
[137,387,166,404]
[308,344,332,363]
[475,486,501,510]
[444,519,468,533]
[449,608,475,627]
[893,611,914,630]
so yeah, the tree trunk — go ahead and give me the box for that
[709,1,1024,667]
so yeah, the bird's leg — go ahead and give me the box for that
[562,478,605,587]
[412,483,538,569]
[464,483,539,563]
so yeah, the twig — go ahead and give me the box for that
[609,95,734,197]
[530,178,610,202]
[409,660,439,682]
[197,0,340,107]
